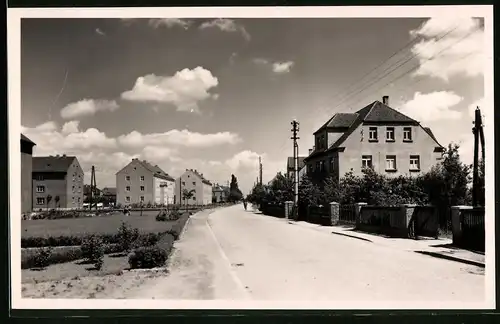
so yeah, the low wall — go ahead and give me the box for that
[451,206,485,252]
[356,206,408,238]
[261,203,286,218]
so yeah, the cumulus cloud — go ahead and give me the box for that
[410,17,484,81]
[61,120,80,135]
[272,61,294,74]
[199,18,251,41]
[148,18,191,29]
[117,129,241,148]
[399,91,463,122]
[121,67,219,113]
[60,99,119,120]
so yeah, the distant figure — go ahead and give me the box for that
[123,206,131,216]
[243,199,248,211]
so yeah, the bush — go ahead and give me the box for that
[117,222,140,252]
[32,247,53,268]
[132,232,164,249]
[128,246,168,269]
[81,234,105,264]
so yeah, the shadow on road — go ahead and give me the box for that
[331,231,373,243]
[430,243,485,255]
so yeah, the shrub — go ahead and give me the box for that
[132,232,164,249]
[117,222,139,252]
[128,246,168,269]
[32,247,53,268]
[81,234,105,264]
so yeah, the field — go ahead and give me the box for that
[22,211,174,239]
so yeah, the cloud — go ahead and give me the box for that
[60,99,119,120]
[229,52,238,65]
[399,91,463,122]
[272,61,294,74]
[121,67,219,113]
[199,18,251,41]
[148,18,191,29]
[61,120,80,135]
[410,17,484,81]
[117,129,242,148]
[95,28,106,36]
[253,58,295,74]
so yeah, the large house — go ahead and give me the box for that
[175,169,213,205]
[116,158,175,206]
[304,96,445,185]
[286,156,306,184]
[212,183,230,203]
[101,187,117,205]
[21,134,36,215]
[32,155,85,210]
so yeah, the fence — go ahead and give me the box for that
[307,205,330,225]
[260,202,286,218]
[339,204,356,225]
[452,206,485,252]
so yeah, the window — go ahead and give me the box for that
[72,185,75,192]
[36,185,45,193]
[126,186,130,192]
[329,158,335,172]
[403,127,412,141]
[386,127,395,141]
[193,197,196,200]
[308,164,313,173]
[140,186,145,192]
[126,196,130,202]
[36,197,45,205]
[140,196,145,202]
[320,134,325,149]
[361,155,373,169]
[78,197,81,202]
[315,161,320,171]
[368,127,378,141]
[193,182,196,185]
[126,176,131,181]
[385,155,397,171]
[140,176,145,181]
[410,155,420,171]
[182,181,186,185]
[319,160,324,171]
[36,175,44,181]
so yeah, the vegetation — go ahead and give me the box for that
[128,246,168,269]
[228,174,244,202]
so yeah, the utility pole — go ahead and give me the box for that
[291,119,300,220]
[89,165,96,211]
[472,106,485,207]
[259,156,263,185]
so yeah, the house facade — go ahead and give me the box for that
[101,187,117,206]
[304,96,445,185]
[116,158,175,206]
[21,134,36,214]
[212,183,229,203]
[32,155,85,210]
[175,169,213,205]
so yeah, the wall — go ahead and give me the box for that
[153,177,175,205]
[21,152,33,214]
[32,172,67,210]
[202,183,212,205]
[338,124,442,178]
[451,206,485,252]
[65,158,85,209]
[116,159,154,206]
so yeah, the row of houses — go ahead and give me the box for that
[283,96,444,186]
[20,135,230,214]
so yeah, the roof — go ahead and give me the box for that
[305,100,439,161]
[102,187,117,196]
[314,113,359,134]
[32,156,76,173]
[21,134,36,145]
[287,157,306,170]
[139,160,175,182]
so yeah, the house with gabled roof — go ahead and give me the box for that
[21,134,36,214]
[116,158,175,206]
[32,155,85,210]
[175,169,213,205]
[304,96,445,185]
[212,183,230,203]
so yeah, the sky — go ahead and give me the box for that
[20,17,486,195]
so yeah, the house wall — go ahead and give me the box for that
[32,172,67,210]
[202,183,212,205]
[175,170,212,205]
[65,158,84,209]
[338,124,442,178]
[116,159,154,206]
[21,151,33,214]
[153,177,175,205]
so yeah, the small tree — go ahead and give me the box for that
[182,189,196,206]
[54,195,60,209]
[46,194,53,210]
[298,175,322,206]
[228,174,244,202]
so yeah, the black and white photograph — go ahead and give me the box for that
[8,6,494,309]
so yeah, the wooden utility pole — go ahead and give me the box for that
[89,165,96,211]
[291,119,300,220]
[259,156,263,185]
[472,106,485,207]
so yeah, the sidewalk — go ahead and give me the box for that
[286,219,485,268]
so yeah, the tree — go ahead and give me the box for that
[228,174,243,202]
[46,194,53,210]
[267,172,293,204]
[322,175,340,204]
[54,195,60,209]
[298,175,322,206]
[247,182,267,205]
[182,189,196,205]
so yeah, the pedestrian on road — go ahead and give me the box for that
[243,199,248,211]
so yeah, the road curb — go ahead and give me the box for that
[414,250,485,268]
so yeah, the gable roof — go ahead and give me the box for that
[102,187,117,196]
[33,156,76,173]
[314,113,359,134]
[21,134,36,145]
[287,157,306,170]
[139,160,175,181]
[305,100,440,161]
[184,169,212,185]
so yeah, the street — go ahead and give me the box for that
[128,205,485,302]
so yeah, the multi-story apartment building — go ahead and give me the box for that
[21,134,36,215]
[175,169,213,205]
[32,155,85,210]
[304,96,445,185]
[116,158,175,206]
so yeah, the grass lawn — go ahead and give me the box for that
[22,211,175,238]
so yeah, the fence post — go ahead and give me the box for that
[285,201,293,219]
[451,206,469,247]
[354,202,367,227]
[329,202,340,226]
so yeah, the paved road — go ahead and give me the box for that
[130,205,485,303]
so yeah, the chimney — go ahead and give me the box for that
[382,95,389,106]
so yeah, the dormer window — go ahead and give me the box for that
[368,127,378,142]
